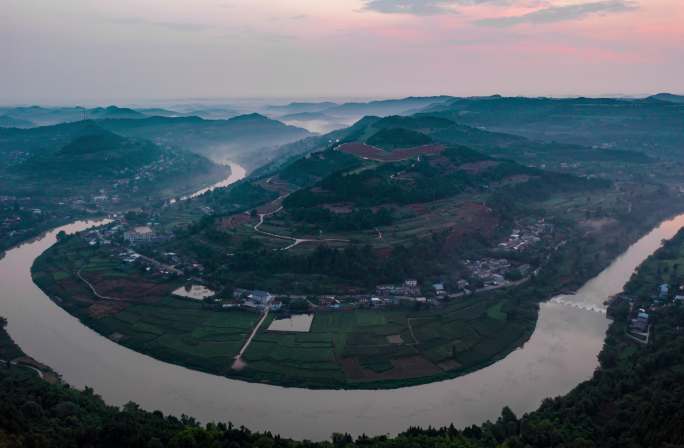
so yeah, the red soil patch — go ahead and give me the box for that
[427,155,455,170]
[56,278,96,304]
[444,202,499,248]
[408,203,428,215]
[88,301,128,318]
[341,355,442,381]
[256,199,284,215]
[495,175,533,187]
[339,143,445,162]
[258,176,292,195]
[323,203,354,214]
[374,247,393,259]
[457,160,500,173]
[218,213,252,230]
[83,273,173,303]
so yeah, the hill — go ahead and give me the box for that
[17,130,162,178]
[421,96,684,158]
[0,105,157,127]
[0,121,229,254]
[261,112,652,180]
[267,101,339,115]
[96,113,312,169]
[264,97,455,135]
[1,122,224,188]
[324,96,452,118]
[0,114,33,128]
[648,92,684,103]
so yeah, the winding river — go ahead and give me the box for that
[2,163,684,441]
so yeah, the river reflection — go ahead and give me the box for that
[2,178,684,440]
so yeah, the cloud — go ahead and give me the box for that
[105,17,213,33]
[362,0,456,15]
[360,0,548,16]
[476,0,638,27]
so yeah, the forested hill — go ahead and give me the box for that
[0,122,222,188]
[1,228,683,446]
[253,108,653,180]
[421,96,684,158]
[16,130,163,178]
[95,113,312,169]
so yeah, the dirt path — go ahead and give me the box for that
[232,307,270,370]
[77,267,129,301]
[406,318,423,346]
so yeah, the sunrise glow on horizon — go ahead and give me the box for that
[3,0,683,103]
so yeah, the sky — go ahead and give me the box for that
[2,0,683,104]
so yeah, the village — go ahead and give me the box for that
[76,216,541,320]
[622,281,684,344]
[496,218,552,252]
[0,149,210,254]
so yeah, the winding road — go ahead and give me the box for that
[253,203,350,250]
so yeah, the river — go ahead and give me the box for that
[2,164,684,440]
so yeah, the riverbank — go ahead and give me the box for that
[0,317,60,384]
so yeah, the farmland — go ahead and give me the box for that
[32,237,537,388]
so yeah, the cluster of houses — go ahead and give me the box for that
[625,282,684,343]
[498,219,551,252]
[122,225,168,244]
[375,279,421,298]
[629,308,650,335]
[220,288,280,312]
[464,258,531,288]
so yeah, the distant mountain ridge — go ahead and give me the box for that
[648,92,684,103]
[0,105,180,128]
[95,113,312,169]
[419,95,684,157]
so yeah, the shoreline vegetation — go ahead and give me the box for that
[3,211,684,446]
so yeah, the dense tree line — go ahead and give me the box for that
[288,207,394,231]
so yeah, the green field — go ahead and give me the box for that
[32,237,536,388]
